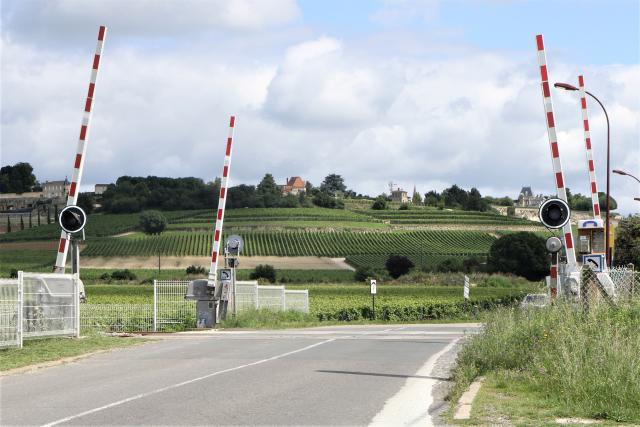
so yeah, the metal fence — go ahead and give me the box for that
[22,272,79,339]
[154,280,195,332]
[3,277,310,338]
[0,272,79,348]
[81,304,154,332]
[284,290,309,313]
[557,265,638,304]
[0,279,21,348]
[257,285,286,311]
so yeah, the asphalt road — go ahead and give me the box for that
[1,324,479,426]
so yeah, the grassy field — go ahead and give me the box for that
[448,301,640,424]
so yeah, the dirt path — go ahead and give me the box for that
[81,256,355,270]
[0,241,58,250]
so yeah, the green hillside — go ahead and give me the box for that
[1,206,544,270]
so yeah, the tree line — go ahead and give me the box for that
[100,173,353,213]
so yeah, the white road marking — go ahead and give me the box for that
[368,338,461,427]
[41,338,335,427]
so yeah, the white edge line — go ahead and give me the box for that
[368,337,461,427]
[41,338,335,427]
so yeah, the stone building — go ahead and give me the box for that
[282,176,306,196]
[43,179,70,199]
[517,186,545,208]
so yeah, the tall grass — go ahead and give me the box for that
[450,300,640,422]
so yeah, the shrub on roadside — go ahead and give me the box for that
[186,265,206,275]
[354,266,378,282]
[250,264,276,283]
[110,269,137,281]
[385,255,415,278]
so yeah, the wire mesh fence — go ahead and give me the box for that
[81,304,154,332]
[154,280,195,331]
[284,290,309,313]
[0,279,21,348]
[21,272,79,339]
[257,285,286,311]
[235,281,259,311]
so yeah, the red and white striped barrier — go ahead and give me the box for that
[54,26,107,274]
[208,116,236,285]
[535,34,577,270]
[577,75,601,219]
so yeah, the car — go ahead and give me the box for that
[520,293,549,309]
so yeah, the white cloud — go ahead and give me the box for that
[1,0,300,43]
[263,37,400,127]
[1,2,638,215]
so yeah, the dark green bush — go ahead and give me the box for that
[250,264,276,283]
[110,269,137,281]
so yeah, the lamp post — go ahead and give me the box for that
[613,169,640,185]
[554,82,612,266]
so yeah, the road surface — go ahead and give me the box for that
[1,324,479,426]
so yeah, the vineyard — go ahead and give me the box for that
[80,229,495,269]
[2,205,542,270]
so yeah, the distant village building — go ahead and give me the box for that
[0,192,44,211]
[517,186,544,208]
[282,176,306,196]
[43,179,70,199]
[94,184,110,195]
[391,188,409,204]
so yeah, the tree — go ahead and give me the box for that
[139,210,167,235]
[598,192,617,211]
[371,196,387,210]
[0,162,36,193]
[487,232,548,281]
[412,188,422,205]
[613,215,640,267]
[257,173,282,207]
[442,184,468,209]
[424,190,440,207]
[313,192,344,209]
[465,188,489,212]
[77,192,95,214]
[385,255,415,279]
[250,264,276,283]
[320,174,346,196]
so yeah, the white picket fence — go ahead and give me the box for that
[0,272,80,349]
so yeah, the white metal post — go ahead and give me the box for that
[17,271,24,348]
[153,280,157,332]
[74,274,80,338]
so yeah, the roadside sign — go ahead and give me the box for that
[370,279,377,295]
[464,275,470,300]
[582,254,604,273]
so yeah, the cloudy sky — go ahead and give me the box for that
[1,0,638,214]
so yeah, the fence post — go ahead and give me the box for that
[281,287,285,311]
[74,275,80,338]
[17,271,23,348]
[153,280,157,332]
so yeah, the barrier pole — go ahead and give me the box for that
[54,26,107,273]
[535,34,577,271]
[208,116,236,286]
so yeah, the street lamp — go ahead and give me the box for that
[613,169,640,185]
[554,82,612,266]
